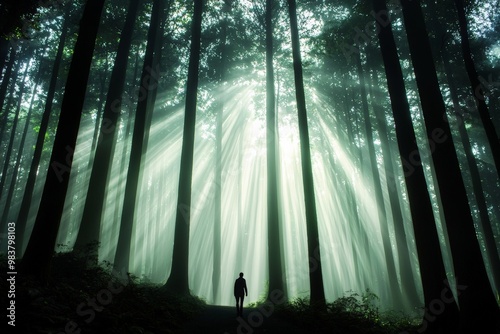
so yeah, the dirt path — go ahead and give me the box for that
[175,305,307,334]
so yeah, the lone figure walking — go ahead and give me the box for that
[234,272,248,316]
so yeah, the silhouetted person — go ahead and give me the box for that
[234,272,247,316]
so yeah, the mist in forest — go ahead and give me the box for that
[0,0,499,332]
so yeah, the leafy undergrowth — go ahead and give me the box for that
[250,290,421,334]
[2,245,421,334]
[1,246,205,334]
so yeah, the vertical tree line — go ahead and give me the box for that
[165,0,204,295]
[20,0,106,281]
[0,1,497,327]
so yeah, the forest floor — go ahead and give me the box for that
[175,305,308,334]
[173,301,420,334]
[1,248,419,333]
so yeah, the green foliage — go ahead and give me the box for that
[0,244,205,333]
[329,289,380,323]
[269,290,419,334]
[247,279,270,308]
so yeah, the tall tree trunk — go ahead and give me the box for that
[75,0,141,249]
[0,56,27,202]
[110,54,139,258]
[16,5,71,254]
[236,115,244,269]
[0,47,17,142]
[114,0,165,273]
[212,0,231,305]
[0,37,9,76]
[1,59,42,227]
[340,70,368,288]
[0,47,17,112]
[367,48,421,308]
[287,0,325,306]
[355,48,402,308]
[400,0,499,331]
[164,0,203,295]
[441,47,500,295]
[86,68,108,174]
[453,0,500,177]
[371,0,460,331]
[20,0,105,282]
[213,97,222,304]
[266,0,286,301]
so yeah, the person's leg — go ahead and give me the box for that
[240,295,245,315]
[235,296,239,316]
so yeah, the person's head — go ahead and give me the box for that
[239,272,244,278]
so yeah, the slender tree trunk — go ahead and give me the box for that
[0,47,17,114]
[265,0,286,301]
[87,69,108,173]
[1,59,42,227]
[400,0,499,331]
[0,37,9,76]
[441,47,500,295]
[371,0,460,331]
[212,0,231,305]
[236,115,244,267]
[367,48,421,308]
[355,50,387,226]
[287,0,325,306]
[20,0,105,282]
[0,57,27,203]
[0,47,17,142]
[110,54,139,256]
[114,0,164,273]
[339,71,367,288]
[355,48,403,308]
[213,97,222,304]
[75,0,141,248]
[16,6,71,254]
[164,0,203,295]
[454,0,500,177]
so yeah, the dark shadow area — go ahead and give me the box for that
[1,248,204,334]
[1,248,423,333]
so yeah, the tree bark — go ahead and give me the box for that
[0,47,17,138]
[287,0,325,306]
[75,0,141,248]
[113,0,164,273]
[0,37,10,81]
[441,46,500,296]
[0,55,26,202]
[164,0,203,295]
[266,0,286,301]
[1,59,42,227]
[212,0,231,305]
[367,47,421,309]
[16,3,71,255]
[400,0,499,331]
[372,0,460,331]
[355,48,402,308]
[453,0,500,177]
